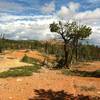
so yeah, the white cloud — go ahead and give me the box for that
[41,1,55,14]
[75,8,100,19]
[0,14,58,40]
[57,2,100,45]
[58,2,80,19]
[0,1,100,45]
[72,8,100,45]
[68,2,80,12]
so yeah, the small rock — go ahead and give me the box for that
[16,78,22,82]
[97,91,100,94]
[9,97,13,99]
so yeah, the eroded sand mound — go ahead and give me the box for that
[0,50,56,72]
[0,59,32,72]
[4,50,56,62]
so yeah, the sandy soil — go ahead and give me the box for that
[0,59,32,72]
[0,50,55,72]
[4,50,56,62]
[0,50,33,72]
[0,67,100,100]
[74,61,100,71]
[0,50,100,100]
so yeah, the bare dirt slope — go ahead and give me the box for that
[0,50,55,72]
[0,58,32,72]
[0,66,100,100]
[0,50,32,72]
[4,50,56,62]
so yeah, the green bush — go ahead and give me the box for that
[21,54,38,64]
[0,64,41,78]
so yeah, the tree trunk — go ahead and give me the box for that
[69,47,74,66]
[75,39,78,62]
[64,44,69,68]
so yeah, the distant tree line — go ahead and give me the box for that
[0,37,99,61]
[0,38,43,52]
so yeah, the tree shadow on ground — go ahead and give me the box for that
[29,89,100,100]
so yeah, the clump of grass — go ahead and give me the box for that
[0,64,41,78]
[62,69,76,76]
[71,62,91,69]
[21,54,39,64]
[62,69,100,77]
[80,86,96,91]
[74,84,96,92]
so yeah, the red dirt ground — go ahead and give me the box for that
[73,61,100,71]
[5,50,56,62]
[0,50,100,100]
[0,67,100,100]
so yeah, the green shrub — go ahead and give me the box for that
[21,54,38,64]
[62,69,100,77]
[80,86,96,91]
[0,64,41,78]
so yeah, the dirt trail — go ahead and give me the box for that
[0,67,100,100]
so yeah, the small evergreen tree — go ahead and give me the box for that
[50,21,92,68]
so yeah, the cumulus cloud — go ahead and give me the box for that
[57,2,100,45]
[75,8,100,20]
[0,14,58,40]
[73,8,100,45]
[41,1,55,14]
[0,1,99,45]
[58,2,80,19]
[68,2,80,12]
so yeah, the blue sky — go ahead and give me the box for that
[0,0,100,15]
[0,0,100,45]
